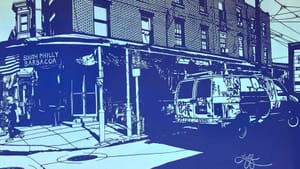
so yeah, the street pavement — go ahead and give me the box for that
[0,122,202,169]
[0,121,145,153]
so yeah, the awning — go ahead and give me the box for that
[0,54,20,76]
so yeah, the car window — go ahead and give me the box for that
[196,79,211,97]
[273,80,287,94]
[178,81,194,99]
[213,77,227,97]
[240,78,252,92]
[240,77,263,92]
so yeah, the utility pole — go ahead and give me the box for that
[97,46,105,143]
[255,0,262,68]
[125,48,132,137]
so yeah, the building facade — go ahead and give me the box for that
[0,0,272,135]
[10,0,272,65]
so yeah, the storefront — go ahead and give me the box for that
[0,35,108,126]
[0,34,258,140]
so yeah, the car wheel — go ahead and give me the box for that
[237,126,248,139]
[288,116,299,128]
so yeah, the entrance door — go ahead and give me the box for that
[71,75,97,117]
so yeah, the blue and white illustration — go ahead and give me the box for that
[0,0,299,168]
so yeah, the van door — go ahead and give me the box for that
[175,80,195,120]
[240,77,270,121]
[193,79,213,123]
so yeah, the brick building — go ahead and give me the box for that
[10,0,271,65]
[0,0,272,136]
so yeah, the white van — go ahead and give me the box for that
[172,72,271,138]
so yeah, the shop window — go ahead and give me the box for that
[175,19,185,47]
[94,5,109,37]
[201,25,209,50]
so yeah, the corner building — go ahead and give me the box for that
[0,0,272,133]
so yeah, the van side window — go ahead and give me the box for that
[213,77,227,97]
[178,81,194,99]
[240,78,252,92]
[196,79,211,97]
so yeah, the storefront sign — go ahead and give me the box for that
[23,51,59,68]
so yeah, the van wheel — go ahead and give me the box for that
[288,116,299,128]
[237,126,248,139]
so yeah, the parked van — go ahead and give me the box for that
[171,72,271,138]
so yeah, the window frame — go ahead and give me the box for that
[173,0,184,5]
[238,35,244,57]
[236,6,243,27]
[93,4,110,37]
[19,13,29,32]
[199,0,207,13]
[218,0,226,22]
[140,11,154,44]
[174,18,185,47]
[262,22,267,37]
[220,31,227,53]
[201,25,209,51]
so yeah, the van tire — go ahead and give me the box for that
[237,126,248,139]
[234,114,249,139]
[288,116,299,128]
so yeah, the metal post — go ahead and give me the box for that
[135,76,141,136]
[97,46,105,143]
[255,0,262,68]
[126,48,132,137]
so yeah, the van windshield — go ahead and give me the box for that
[178,81,194,99]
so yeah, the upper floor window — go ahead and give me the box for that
[201,25,209,50]
[236,7,243,27]
[20,13,28,32]
[220,31,227,53]
[141,15,152,44]
[262,22,266,37]
[252,46,256,62]
[94,5,109,37]
[263,47,268,63]
[238,35,244,57]
[218,0,226,22]
[249,17,255,33]
[199,0,207,13]
[173,0,183,5]
[175,19,185,46]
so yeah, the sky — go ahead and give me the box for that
[0,0,300,63]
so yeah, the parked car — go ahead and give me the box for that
[258,77,299,127]
[167,71,271,139]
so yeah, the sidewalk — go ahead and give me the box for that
[0,121,147,154]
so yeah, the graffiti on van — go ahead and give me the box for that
[177,101,193,116]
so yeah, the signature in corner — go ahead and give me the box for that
[234,154,272,169]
